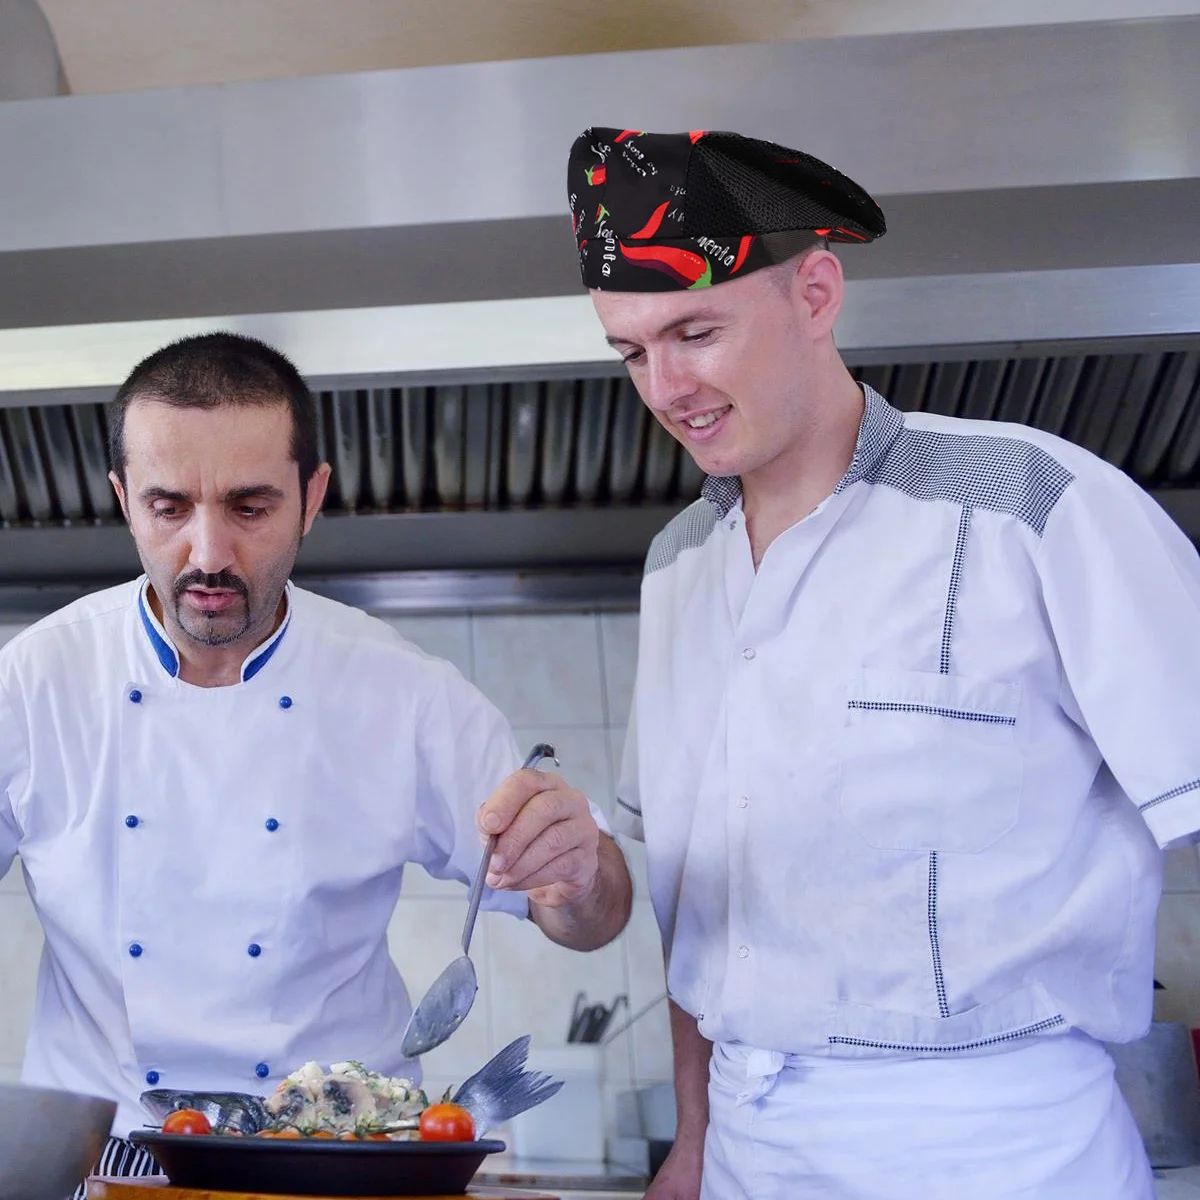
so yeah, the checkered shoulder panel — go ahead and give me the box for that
[645,498,722,576]
[867,427,1076,535]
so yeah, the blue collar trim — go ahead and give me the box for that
[242,597,292,682]
[136,580,293,682]
[137,584,180,678]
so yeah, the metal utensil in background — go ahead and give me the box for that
[590,993,628,1043]
[567,990,589,1043]
[566,993,629,1044]
[578,1003,607,1044]
[402,743,558,1058]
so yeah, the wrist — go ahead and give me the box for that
[670,1119,708,1150]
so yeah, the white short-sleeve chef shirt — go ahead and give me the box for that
[618,386,1200,1057]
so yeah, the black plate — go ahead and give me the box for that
[129,1131,505,1196]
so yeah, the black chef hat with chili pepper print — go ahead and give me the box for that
[567,127,886,292]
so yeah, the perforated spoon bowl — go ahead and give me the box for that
[401,743,557,1058]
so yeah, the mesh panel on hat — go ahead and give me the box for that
[682,133,880,239]
[759,229,825,261]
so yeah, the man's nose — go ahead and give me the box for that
[186,509,237,576]
[641,350,698,413]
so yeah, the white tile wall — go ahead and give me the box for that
[472,615,606,727]
[0,624,26,651]
[1155,847,1200,1025]
[379,615,474,682]
[7,601,1198,1111]
[0,881,41,1075]
[598,613,638,734]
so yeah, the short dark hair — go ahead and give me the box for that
[107,331,320,488]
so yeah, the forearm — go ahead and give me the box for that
[668,997,712,1149]
[529,833,632,950]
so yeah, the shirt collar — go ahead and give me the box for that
[699,384,904,519]
[136,579,294,682]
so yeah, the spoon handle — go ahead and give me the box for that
[461,743,557,956]
[462,833,498,956]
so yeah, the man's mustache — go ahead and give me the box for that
[172,570,249,601]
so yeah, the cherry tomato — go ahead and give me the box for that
[161,1109,213,1136]
[418,1103,474,1142]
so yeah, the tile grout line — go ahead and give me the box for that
[594,611,612,730]
[617,908,638,1087]
[599,612,636,1085]
[465,610,478,683]
[594,613,620,808]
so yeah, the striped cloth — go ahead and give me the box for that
[73,1136,164,1199]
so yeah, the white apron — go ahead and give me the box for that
[701,1033,1153,1200]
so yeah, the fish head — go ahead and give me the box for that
[139,1089,270,1135]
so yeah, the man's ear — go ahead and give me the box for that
[791,249,846,340]
[302,463,332,536]
[108,471,131,524]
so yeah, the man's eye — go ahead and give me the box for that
[621,350,646,366]
[238,506,268,519]
[681,329,714,344]
[151,505,182,519]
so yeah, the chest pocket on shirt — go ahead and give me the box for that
[836,668,1023,854]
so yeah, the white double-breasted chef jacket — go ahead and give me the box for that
[617,385,1200,1059]
[0,580,533,1136]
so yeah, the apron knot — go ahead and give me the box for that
[735,1046,788,1106]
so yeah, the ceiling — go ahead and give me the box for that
[33,0,1200,95]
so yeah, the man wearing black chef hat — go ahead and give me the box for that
[570,127,1200,1198]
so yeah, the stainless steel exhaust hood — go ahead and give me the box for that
[1,16,1198,612]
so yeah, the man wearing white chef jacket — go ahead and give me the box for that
[566,127,1200,1199]
[0,331,632,1185]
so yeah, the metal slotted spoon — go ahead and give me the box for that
[401,743,557,1058]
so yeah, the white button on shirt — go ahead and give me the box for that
[616,386,1200,1059]
[0,580,548,1136]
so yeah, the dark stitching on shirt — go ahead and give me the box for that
[616,796,643,817]
[700,475,742,519]
[1139,779,1200,813]
[858,426,1074,537]
[941,506,972,675]
[829,1015,1066,1054]
[928,852,950,1018]
[645,499,721,576]
[848,700,1016,726]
